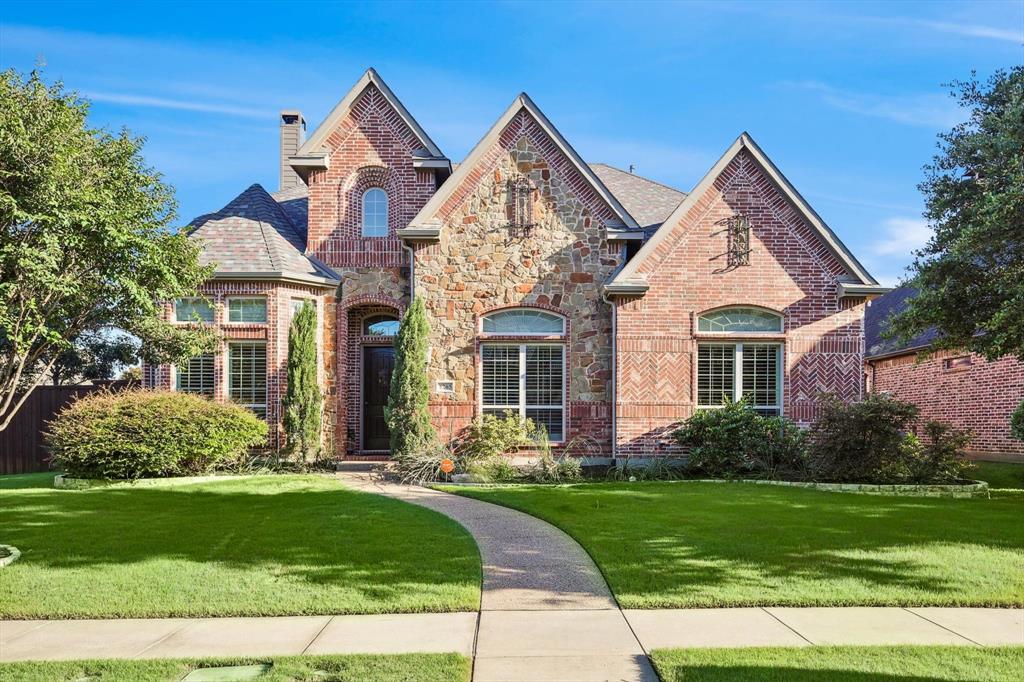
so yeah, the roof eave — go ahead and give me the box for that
[396,224,442,244]
[287,153,330,183]
[210,270,339,289]
[603,280,650,297]
[839,283,892,298]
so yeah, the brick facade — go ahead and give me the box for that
[868,350,1024,459]
[614,149,866,457]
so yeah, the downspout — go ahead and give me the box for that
[403,242,416,302]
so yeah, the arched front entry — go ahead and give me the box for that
[340,302,401,456]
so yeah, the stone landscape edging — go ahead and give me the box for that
[435,478,990,498]
[0,545,21,568]
[53,473,258,490]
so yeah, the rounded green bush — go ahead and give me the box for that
[1011,399,1024,443]
[47,390,268,480]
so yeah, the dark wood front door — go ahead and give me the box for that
[362,346,395,452]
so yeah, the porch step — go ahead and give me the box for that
[335,461,385,473]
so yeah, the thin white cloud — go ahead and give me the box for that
[780,81,962,129]
[910,19,1023,44]
[873,217,932,256]
[85,91,268,119]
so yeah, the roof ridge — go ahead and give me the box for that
[589,162,687,196]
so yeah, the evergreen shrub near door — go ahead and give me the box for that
[48,390,267,479]
[282,300,322,464]
[385,298,436,462]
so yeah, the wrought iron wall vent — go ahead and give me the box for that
[726,213,751,267]
[508,175,536,237]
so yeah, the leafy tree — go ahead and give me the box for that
[282,301,322,463]
[891,67,1024,360]
[385,297,436,459]
[0,69,215,430]
[47,330,140,386]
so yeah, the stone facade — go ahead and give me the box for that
[868,350,1024,460]
[413,112,624,452]
[614,149,867,457]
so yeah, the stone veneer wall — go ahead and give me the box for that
[615,149,866,457]
[414,111,624,453]
[868,350,1024,459]
[144,280,331,451]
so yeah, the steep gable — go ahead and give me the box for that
[408,93,638,234]
[610,133,878,293]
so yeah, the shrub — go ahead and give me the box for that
[674,400,807,480]
[392,442,455,484]
[807,393,919,483]
[908,420,975,483]
[282,300,322,465]
[48,390,267,479]
[609,458,687,482]
[456,411,532,462]
[385,298,437,459]
[1012,399,1024,443]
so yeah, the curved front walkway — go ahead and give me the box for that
[340,473,658,682]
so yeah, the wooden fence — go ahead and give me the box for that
[0,381,134,475]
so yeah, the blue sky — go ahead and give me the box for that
[2,1,1021,286]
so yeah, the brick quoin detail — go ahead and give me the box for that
[615,149,866,457]
[868,350,1024,459]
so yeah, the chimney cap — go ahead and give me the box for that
[280,110,305,126]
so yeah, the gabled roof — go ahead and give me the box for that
[189,184,338,288]
[408,93,640,233]
[589,163,687,231]
[293,68,447,164]
[609,132,878,290]
[865,286,938,359]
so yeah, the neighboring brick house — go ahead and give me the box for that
[145,68,886,460]
[865,287,1024,461]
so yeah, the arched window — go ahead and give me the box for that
[479,309,566,441]
[364,315,399,336]
[695,308,783,416]
[697,307,782,333]
[481,308,565,335]
[361,188,388,237]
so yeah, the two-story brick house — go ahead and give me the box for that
[145,68,886,460]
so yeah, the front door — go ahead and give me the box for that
[362,346,395,452]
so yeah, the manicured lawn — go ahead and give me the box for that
[450,481,1024,608]
[974,460,1024,490]
[0,475,480,618]
[0,653,470,682]
[0,472,56,490]
[649,646,1024,681]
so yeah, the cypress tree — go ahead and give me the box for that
[282,300,322,463]
[385,297,436,458]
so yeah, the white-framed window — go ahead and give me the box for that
[175,353,215,397]
[481,343,565,441]
[175,298,214,323]
[228,342,267,419]
[227,297,267,323]
[361,187,388,237]
[697,307,783,334]
[697,342,782,416]
[481,309,565,335]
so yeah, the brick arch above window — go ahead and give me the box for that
[338,165,403,238]
[476,303,570,337]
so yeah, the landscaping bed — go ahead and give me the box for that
[0,653,471,682]
[0,474,481,618]
[649,645,1024,681]
[449,481,1024,608]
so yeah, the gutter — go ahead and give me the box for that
[210,270,339,289]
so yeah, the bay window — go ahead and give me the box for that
[228,342,267,419]
[175,353,215,397]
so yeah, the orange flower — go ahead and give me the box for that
[439,458,455,474]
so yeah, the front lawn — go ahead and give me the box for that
[649,646,1024,681]
[0,653,470,682]
[974,460,1024,490]
[0,475,480,618]
[450,482,1024,608]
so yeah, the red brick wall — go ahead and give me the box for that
[144,280,330,451]
[868,350,1024,458]
[615,148,866,456]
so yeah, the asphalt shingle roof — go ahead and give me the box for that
[865,286,939,359]
[588,163,687,231]
[188,184,335,283]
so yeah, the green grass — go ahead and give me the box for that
[0,472,56,490]
[649,646,1024,681]
[449,481,1024,608]
[0,474,480,618]
[0,653,470,682]
[973,460,1024,490]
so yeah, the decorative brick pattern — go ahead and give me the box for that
[868,350,1024,459]
[615,149,866,456]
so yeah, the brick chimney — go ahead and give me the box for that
[279,110,306,191]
